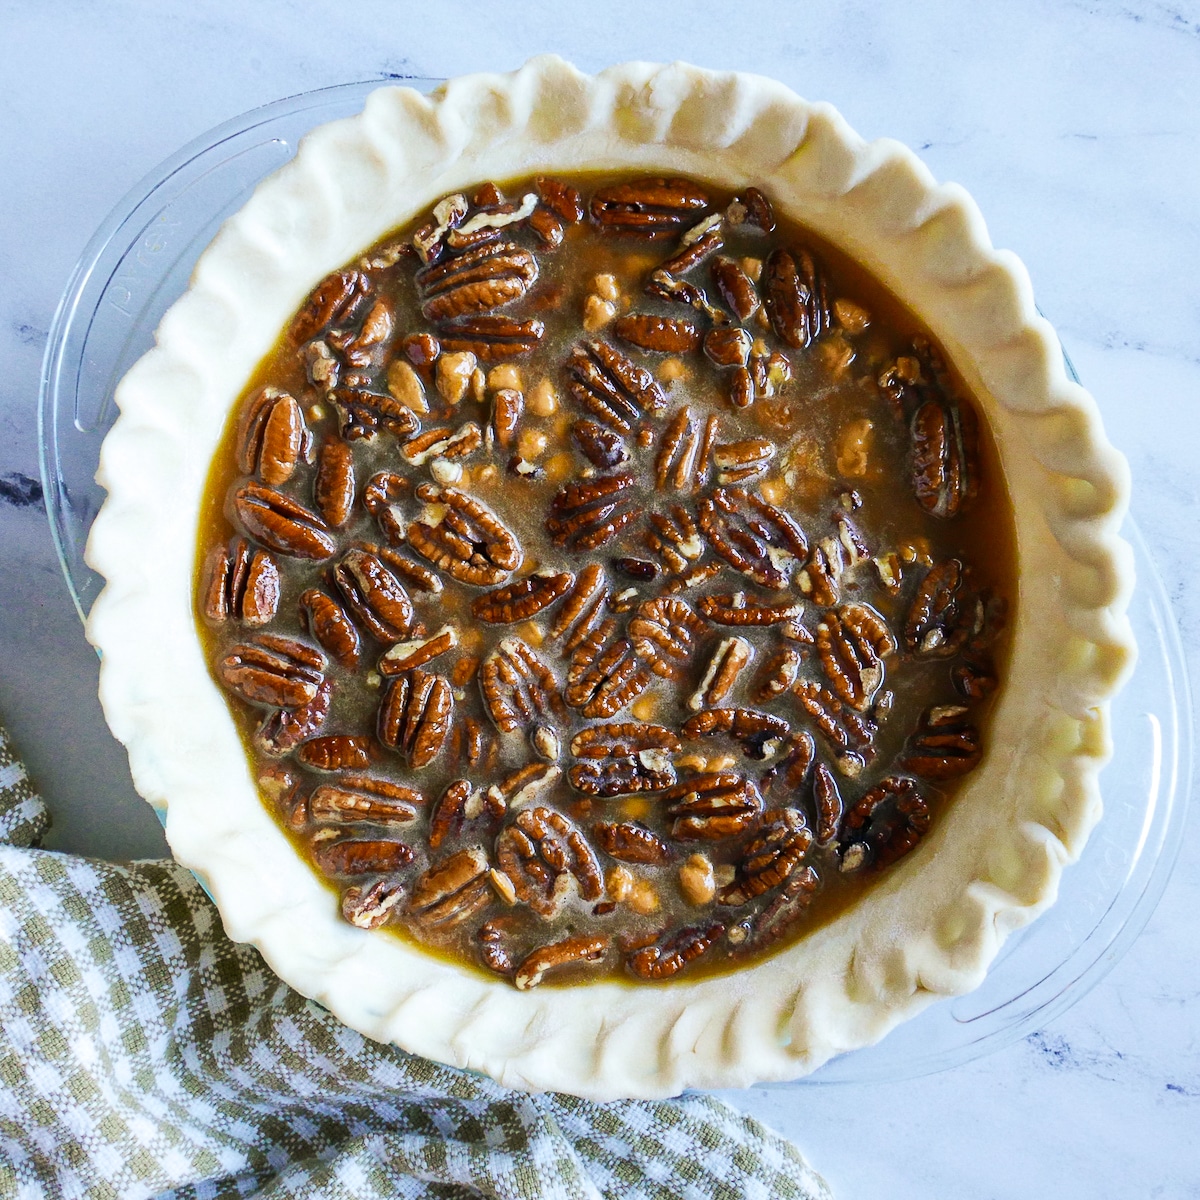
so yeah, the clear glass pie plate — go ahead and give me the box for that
[38,79,1192,1087]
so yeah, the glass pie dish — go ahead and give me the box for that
[41,65,1189,1092]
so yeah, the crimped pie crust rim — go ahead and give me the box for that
[85,56,1135,1099]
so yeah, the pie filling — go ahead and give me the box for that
[195,173,1014,989]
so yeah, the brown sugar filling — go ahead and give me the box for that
[194,172,1015,988]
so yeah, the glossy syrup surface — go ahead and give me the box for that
[196,172,1014,988]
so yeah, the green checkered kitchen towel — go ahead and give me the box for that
[0,718,830,1200]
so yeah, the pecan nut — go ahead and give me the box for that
[496,806,603,918]
[912,399,979,518]
[378,626,458,677]
[436,315,545,360]
[409,846,492,926]
[569,723,682,759]
[312,837,413,877]
[309,776,422,826]
[218,634,325,708]
[202,537,279,625]
[290,269,372,343]
[663,772,764,840]
[416,240,538,321]
[793,679,877,771]
[572,419,629,469]
[628,595,708,681]
[568,757,677,798]
[254,678,332,757]
[428,778,504,851]
[341,878,406,929]
[840,775,930,872]
[613,314,700,353]
[815,603,896,711]
[566,341,665,433]
[236,387,308,486]
[687,637,754,712]
[480,637,564,733]
[332,546,416,643]
[698,593,804,627]
[546,472,641,551]
[901,705,982,779]
[625,922,725,980]
[233,482,335,561]
[378,669,453,768]
[698,487,808,588]
[590,178,710,236]
[682,707,790,760]
[710,257,759,322]
[718,808,812,905]
[299,588,360,668]
[592,821,672,865]
[564,620,651,719]
[329,387,421,442]
[407,484,522,586]
[471,570,574,623]
[314,437,356,529]
[296,735,374,772]
[762,246,831,348]
[513,934,609,990]
[904,558,975,656]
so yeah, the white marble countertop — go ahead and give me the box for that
[3,2,1199,1195]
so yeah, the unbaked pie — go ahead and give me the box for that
[87,57,1134,1098]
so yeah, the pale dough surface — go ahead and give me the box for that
[85,56,1135,1099]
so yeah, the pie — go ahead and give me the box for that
[86,57,1135,1098]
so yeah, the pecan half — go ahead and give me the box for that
[726,187,776,233]
[592,821,672,865]
[565,341,665,433]
[471,570,574,623]
[645,269,728,325]
[572,419,629,469]
[698,592,804,627]
[298,588,360,668]
[719,808,812,905]
[905,558,975,656]
[407,484,521,586]
[712,437,775,484]
[762,247,831,348]
[761,731,816,795]
[626,922,725,980]
[590,178,710,236]
[613,314,700,353]
[409,847,492,927]
[378,626,458,677]
[698,487,808,588]
[682,707,790,760]
[752,645,803,703]
[815,603,896,711]
[687,637,754,712]
[233,482,335,561]
[570,723,682,759]
[236,387,308,486]
[644,505,706,572]
[378,669,453,768]
[568,757,677,798]
[309,776,422,825]
[341,878,406,930]
[546,472,640,551]
[329,387,421,442]
[362,471,408,545]
[513,934,609,990]
[912,399,979,518]
[254,678,332,757]
[902,705,982,779]
[550,563,610,650]
[485,762,562,813]
[428,778,505,851]
[496,806,602,918]
[416,240,538,321]
[710,257,759,322]
[536,176,585,224]
[437,315,545,360]
[296,735,374,772]
[745,866,820,951]
[290,269,372,343]
[812,761,844,844]
[332,546,416,643]
[654,407,712,492]
[219,634,325,708]
[564,620,651,719]
[664,772,764,840]
[312,837,412,877]
[703,324,753,368]
[313,437,355,529]
[479,637,563,733]
[793,679,877,771]
[202,537,279,625]
[840,776,930,872]
[399,422,482,467]
[628,595,708,681]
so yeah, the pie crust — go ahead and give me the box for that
[85,56,1136,1099]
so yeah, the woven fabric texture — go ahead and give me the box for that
[0,720,829,1200]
